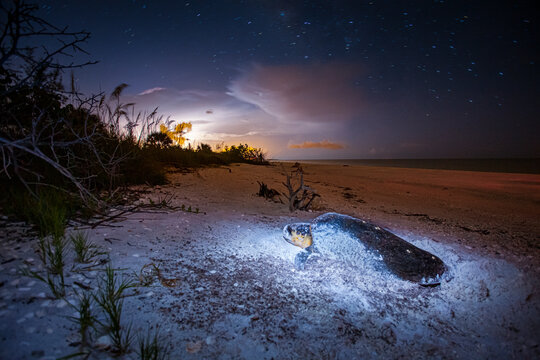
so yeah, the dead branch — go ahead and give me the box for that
[282,165,320,212]
[0,134,98,204]
[257,181,282,203]
[71,193,181,229]
[0,1,97,96]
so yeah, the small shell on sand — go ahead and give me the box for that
[95,335,112,350]
[186,340,202,353]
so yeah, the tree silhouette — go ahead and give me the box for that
[146,131,172,149]
[196,143,212,153]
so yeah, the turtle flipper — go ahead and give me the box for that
[294,250,311,270]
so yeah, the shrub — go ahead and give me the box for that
[2,188,70,238]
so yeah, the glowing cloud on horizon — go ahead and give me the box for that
[289,140,345,150]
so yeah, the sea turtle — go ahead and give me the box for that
[283,212,448,286]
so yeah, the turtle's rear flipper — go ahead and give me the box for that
[294,251,311,270]
[419,275,442,287]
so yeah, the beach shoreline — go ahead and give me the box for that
[275,158,540,174]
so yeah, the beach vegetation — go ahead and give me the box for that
[145,131,173,149]
[136,327,171,360]
[4,188,70,238]
[2,3,268,355]
[93,264,136,354]
[70,232,105,264]
[21,264,66,299]
[68,290,97,347]
[180,204,200,214]
[0,0,267,233]
[21,235,68,298]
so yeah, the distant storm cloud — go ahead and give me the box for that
[227,63,365,123]
[124,64,367,157]
[124,87,269,127]
[122,86,279,143]
[289,140,345,150]
[131,88,241,113]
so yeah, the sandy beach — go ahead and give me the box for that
[1,162,539,359]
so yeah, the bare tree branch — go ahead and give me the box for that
[0,0,97,96]
[282,165,320,212]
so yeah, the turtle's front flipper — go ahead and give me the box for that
[294,245,318,270]
[294,250,311,270]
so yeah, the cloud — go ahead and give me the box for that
[288,140,345,150]
[123,87,266,126]
[120,64,368,157]
[189,120,212,125]
[121,86,281,147]
[138,87,166,95]
[227,63,365,124]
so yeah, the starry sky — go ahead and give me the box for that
[36,0,538,159]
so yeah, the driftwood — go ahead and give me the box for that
[72,192,182,229]
[282,165,319,212]
[257,181,282,203]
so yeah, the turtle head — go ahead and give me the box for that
[283,223,313,249]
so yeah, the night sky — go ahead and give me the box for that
[36,0,538,159]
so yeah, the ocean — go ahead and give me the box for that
[277,158,540,174]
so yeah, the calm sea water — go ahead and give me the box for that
[277,158,540,174]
